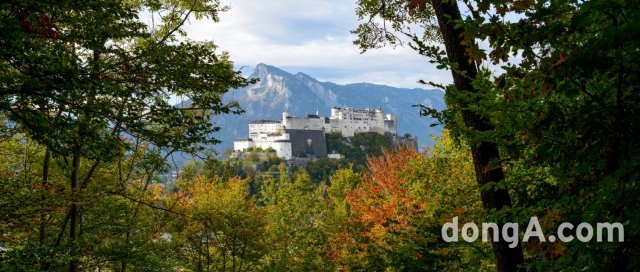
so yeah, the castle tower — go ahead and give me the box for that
[375,107,385,128]
[282,112,290,128]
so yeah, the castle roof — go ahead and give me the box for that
[250,120,281,124]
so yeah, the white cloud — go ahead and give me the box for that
[180,0,452,89]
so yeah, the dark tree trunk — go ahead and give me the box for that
[121,256,127,272]
[429,0,525,271]
[69,149,80,272]
[39,148,51,246]
[39,148,51,269]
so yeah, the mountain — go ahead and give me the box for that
[207,63,445,153]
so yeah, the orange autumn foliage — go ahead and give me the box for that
[332,132,486,270]
[347,146,427,243]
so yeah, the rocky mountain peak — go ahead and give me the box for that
[251,63,292,79]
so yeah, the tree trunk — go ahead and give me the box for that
[69,149,81,272]
[39,149,51,245]
[39,148,51,269]
[429,0,525,271]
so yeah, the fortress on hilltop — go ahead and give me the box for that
[283,106,397,137]
[233,107,412,160]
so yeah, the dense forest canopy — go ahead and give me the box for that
[1,0,639,271]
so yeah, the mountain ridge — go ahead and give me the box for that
[210,63,445,153]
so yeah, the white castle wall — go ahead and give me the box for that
[322,107,395,137]
[252,139,292,160]
[281,108,396,137]
[234,132,292,160]
[233,139,254,151]
[264,140,292,160]
[283,112,325,130]
[249,121,284,139]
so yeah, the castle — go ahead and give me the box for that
[283,107,397,137]
[233,107,405,160]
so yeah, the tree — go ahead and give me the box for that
[458,1,640,270]
[346,147,433,270]
[1,0,251,270]
[353,1,525,270]
[356,0,640,270]
[338,132,488,271]
[0,135,68,269]
[427,2,526,270]
[259,167,330,271]
[305,158,350,184]
[0,135,180,271]
[325,132,394,166]
[173,176,266,272]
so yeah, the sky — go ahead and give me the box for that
[182,0,452,89]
